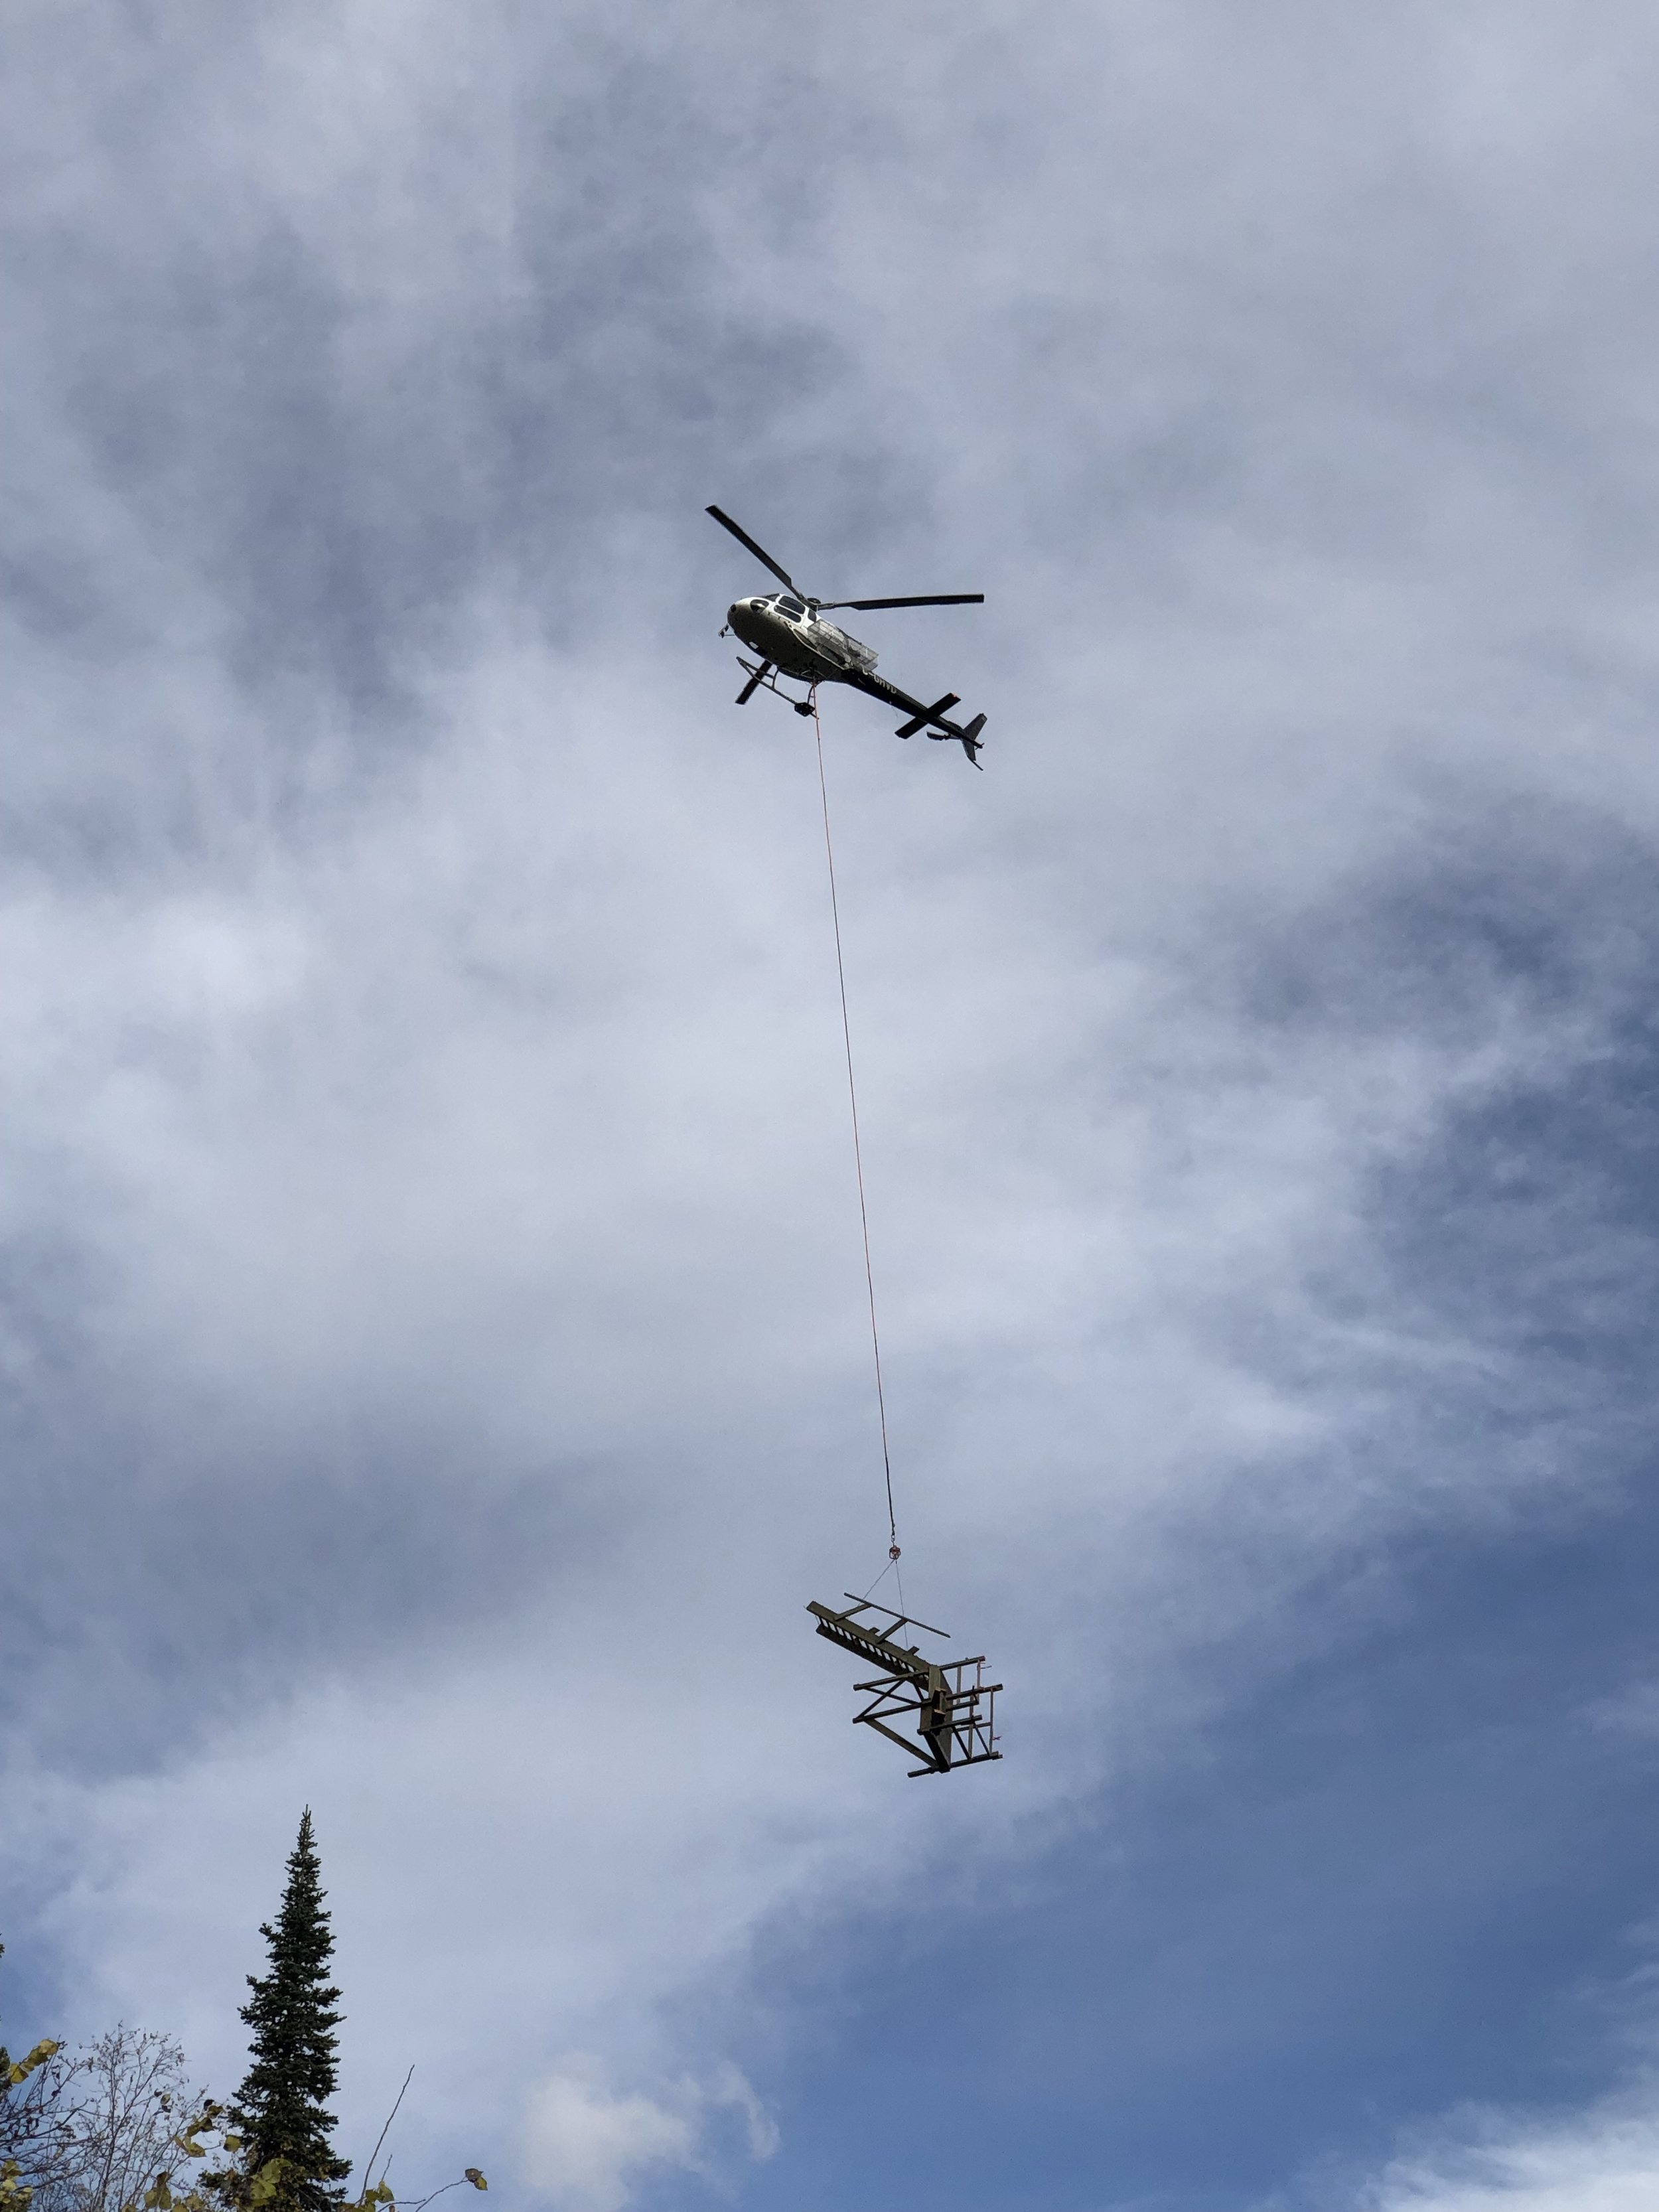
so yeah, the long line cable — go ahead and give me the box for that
[811,691,900,1564]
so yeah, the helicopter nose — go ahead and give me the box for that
[729,598,772,651]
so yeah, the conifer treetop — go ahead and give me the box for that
[223,1810,351,2212]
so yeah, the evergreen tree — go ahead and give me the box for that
[222,1813,350,2212]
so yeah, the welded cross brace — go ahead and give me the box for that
[808,1596,1002,1777]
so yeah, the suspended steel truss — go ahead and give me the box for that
[808,1596,1001,1777]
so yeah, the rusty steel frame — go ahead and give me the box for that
[808,1595,1002,1777]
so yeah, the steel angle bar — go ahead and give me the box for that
[857,1712,947,1766]
[837,1595,950,1639]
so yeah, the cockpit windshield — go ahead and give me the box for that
[776,595,808,618]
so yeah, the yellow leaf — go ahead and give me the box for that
[8,2039,64,2085]
[465,2174,487,2192]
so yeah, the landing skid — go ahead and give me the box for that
[735,658,818,717]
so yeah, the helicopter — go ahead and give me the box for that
[707,506,988,767]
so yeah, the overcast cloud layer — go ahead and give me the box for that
[9,5,1659,2210]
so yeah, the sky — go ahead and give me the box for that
[7,3,1659,2209]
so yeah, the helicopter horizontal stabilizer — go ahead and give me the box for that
[893,693,960,740]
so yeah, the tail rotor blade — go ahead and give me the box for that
[706,506,799,594]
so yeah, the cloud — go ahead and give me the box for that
[520,2057,774,2212]
[13,0,1659,2205]
[522,2065,693,2212]
[1584,1685,1659,1742]
[1356,2096,1659,2212]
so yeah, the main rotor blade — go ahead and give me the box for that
[705,506,798,593]
[817,593,985,611]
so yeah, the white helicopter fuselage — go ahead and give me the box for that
[728,594,879,684]
[708,503,986,763]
